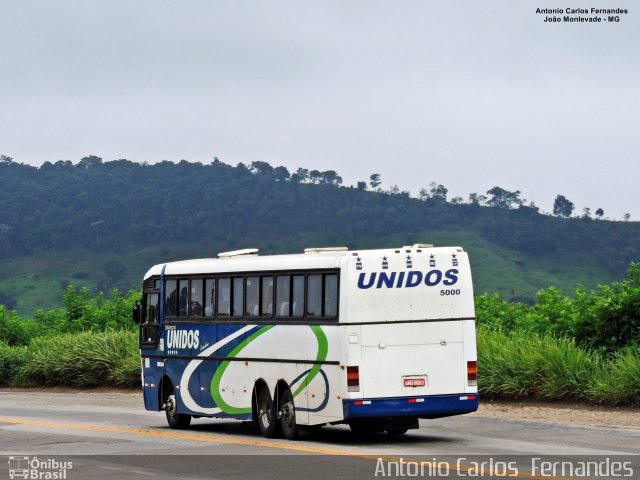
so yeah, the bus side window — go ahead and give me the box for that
[292,275,304,317]
[146,293,159,323]
[232,277,244,317]
[143,292,160,343]
[165,280,177,317]
[218,278,231,316]
[246,276,259,316]
[191,279,203,317]
[306,274,322,316]
[178,279,189,317]
[261,276,273,316]
[324,274,338,317]
[204,278,215,317]
[276,275,290,317]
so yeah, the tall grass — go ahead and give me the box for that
[0,328,638,406]
[10,331,140,388]
[477,326,639,405]
[477,326,599,401]
[588,346,640,405]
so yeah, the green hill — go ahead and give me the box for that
[1,156,638,314]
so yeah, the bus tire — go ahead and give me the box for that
[165,389,191,429]
[386,427,408,436]
[257,386,278,438]
[279,388,299,440]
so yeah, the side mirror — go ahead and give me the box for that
[132,301,141,324]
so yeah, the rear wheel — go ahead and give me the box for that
[279,388,299,440]
[165,388,191,429]
[257,387,278,438]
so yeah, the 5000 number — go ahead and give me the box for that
[440,289,461,296]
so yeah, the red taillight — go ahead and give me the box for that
[347,366,360,392]
[467,361,477,385]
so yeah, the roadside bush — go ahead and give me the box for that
[16,331,140,388]
[0,341,28,385]
[477,326,639,406]
[0,287,139,346]
[588,346,640,405]
[476,262,640,354]
[477,326,599,401]
[0,306,38,346]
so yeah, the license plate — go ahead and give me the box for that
[403,376,426,387]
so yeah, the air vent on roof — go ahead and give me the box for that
[218,248,259,258]
[402,243,434,249]
[304,247,348,254]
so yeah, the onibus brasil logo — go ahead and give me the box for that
[8,456,73,479]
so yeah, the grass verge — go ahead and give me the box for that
[0,328,638,406]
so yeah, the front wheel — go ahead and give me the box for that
[165,390,191,429]
[279,388,299,440]
[257,387,278,438]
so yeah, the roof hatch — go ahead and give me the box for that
[218,248,259,258]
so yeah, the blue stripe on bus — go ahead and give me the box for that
[343,394,479,419]
[290,368,330,413]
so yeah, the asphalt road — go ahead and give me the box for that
[0,390,638,479]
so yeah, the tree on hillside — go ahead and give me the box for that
[318,170,342,186]
[582,207,592,220]
[624,213,631,222]
[309,170,322,184]
[291,168,309,183]
[487,186,522,209]
[249,161,274,176]
[272,166,290,182]
[552,195,575,217]
[595,208,604,219]
[468,192,487,206]
[429,182,448,202]
[357,181,367,191]
[369,174,381,189]
[77,155,103,169]
[0,155,14,163]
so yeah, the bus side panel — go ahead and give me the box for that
[305,364,343,424]
[304,325,343,424]
[141,355,162,411]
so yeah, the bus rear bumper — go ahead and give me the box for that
[343,393,479,420]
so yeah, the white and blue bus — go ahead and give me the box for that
[134,245,478,438]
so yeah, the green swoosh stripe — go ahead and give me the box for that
[293,325,328,397]
[209,325,329,414]
[210,325,274,414]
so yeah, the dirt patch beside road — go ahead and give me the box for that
[476,399,640,430]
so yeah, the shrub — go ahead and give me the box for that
[16,331,140,388]
[0,340,28,385]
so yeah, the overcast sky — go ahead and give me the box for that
[1,1,638,219]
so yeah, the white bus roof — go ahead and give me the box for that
[144,245,465,279]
